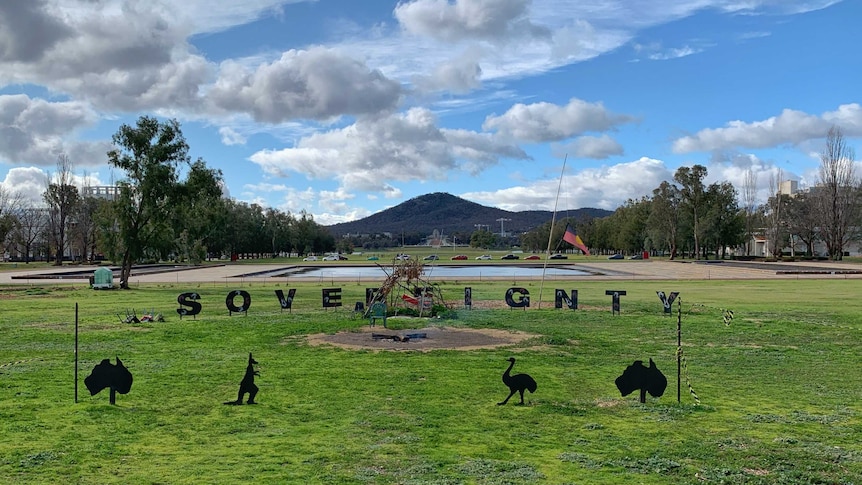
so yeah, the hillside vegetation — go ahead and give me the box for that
[327,192,610,236]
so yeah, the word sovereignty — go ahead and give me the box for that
[175,287,662,316]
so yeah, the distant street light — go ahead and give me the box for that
[496,218,511,236]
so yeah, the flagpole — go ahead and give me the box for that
[537,154,567,309]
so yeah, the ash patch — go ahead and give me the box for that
[306,325,537,351]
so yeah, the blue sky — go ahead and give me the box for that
[1,0,859,224]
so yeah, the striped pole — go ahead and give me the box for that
[677,298,681,403]
[75,303,78,403]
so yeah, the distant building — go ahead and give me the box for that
[424,229,451,247]
[779,180,798,196]
[83,186,121,201]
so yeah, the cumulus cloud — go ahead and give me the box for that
[557,134,625,159]
[0,166,102,206]
[248,107,528,192]
[463,157,672,211]
[0,167,47,204]
[0,0,71,63]
[413,49,484,94]
[0,94,110,167]
[0,2,211,113]
[208,47,403,122]
[219,127,247,146]
[394,0,550,43]
[673,103,862,153]
[483,98,634,142]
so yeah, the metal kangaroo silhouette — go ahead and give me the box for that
[497,357,537,405]
[615,358,667,403]
[224,353,259,405]
[84,357,133,405]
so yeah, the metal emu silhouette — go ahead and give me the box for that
[497,357,537,405]
[615,358,667,403]
[224,353,259,405]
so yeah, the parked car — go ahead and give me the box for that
[608,253,624,260]
[501,254,519,260]
[451,254,468,260]
[367,256,379,261]
[423,254,439,260]
[524,255,541,260]
[549,253,568,259]
[475,254,492,260]
[302,256,318,261]
[339,255,349,260]
[395,254,410,260]
[322,255,339,261]
[629,254,643,260]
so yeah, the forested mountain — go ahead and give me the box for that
[327,192,610,237]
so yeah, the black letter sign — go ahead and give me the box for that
[605,290,627,315]
[322,288,342,308]
[177,292,202,319]
[505,287,530,309]
[365,287,380,306]
[226,290,252,316]
[275,288,297,312]
[465,287,472,310]
[656,291,679,314]
[554,289,578,309]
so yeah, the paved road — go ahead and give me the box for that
[2,260,862,285]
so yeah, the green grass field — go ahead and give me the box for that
[1,279,860,484]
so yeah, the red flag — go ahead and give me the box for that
[563,224,590,255]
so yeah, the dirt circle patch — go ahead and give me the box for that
[306,324,538,351]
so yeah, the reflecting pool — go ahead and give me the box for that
[248,265,596,279]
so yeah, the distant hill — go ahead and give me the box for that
[326,192,611,237]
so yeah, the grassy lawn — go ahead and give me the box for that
[0,279,860,484]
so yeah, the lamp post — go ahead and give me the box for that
[496,218,511,237]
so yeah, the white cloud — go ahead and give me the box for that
[483,97,634,142]
[0,167,48,206]
[274,186,317,215]
[208,47,403,122]
[169,0,312,35]
[647,45,703,60]
[463,156,672,211]
[412,49,484,94]
[558,134,625,159]
[394,0,550,43]
[242,182,290,194]
[314,207,374,226]
[0,164,108,207]
[0,2,208,111]
[317,187,364,222]
[0,94,110,167]
[0,0,72,63]
[673,103,862,153]
[248,107,528,193]
[219,127,247,146]
[718,0,842,15]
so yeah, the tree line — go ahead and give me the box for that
[520,127,859,260]
[0,117,335,288]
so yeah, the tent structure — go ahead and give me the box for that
[92,267,114,290]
